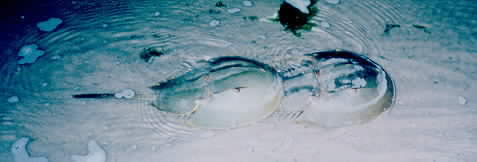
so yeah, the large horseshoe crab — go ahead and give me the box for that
[150,56,284,129]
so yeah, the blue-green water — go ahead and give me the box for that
[1,0,476,161]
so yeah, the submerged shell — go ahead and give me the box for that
[151,56,283,129]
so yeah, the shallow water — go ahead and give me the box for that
[1,0,476,161]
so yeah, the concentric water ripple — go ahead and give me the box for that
[1,0,404,138]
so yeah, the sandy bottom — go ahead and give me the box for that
[0,0,476,161]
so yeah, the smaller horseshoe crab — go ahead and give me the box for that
[281,49,396,127]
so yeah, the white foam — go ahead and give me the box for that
[11,137,49,162]
[209,20,220,27]
[114,89,135,99]
[17,44,45,65]
[285,0,311,14]
[36,18,62,32]
[242,0,253,7]
[227,8,241,14]
[7,96,20,103]
[72,140,106,162]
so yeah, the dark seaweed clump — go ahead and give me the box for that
[215,1,226,7]
[277,0,319,36]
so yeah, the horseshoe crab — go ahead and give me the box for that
[281,49,396,127]
[150,56,284,129]
[72,50,395,129]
